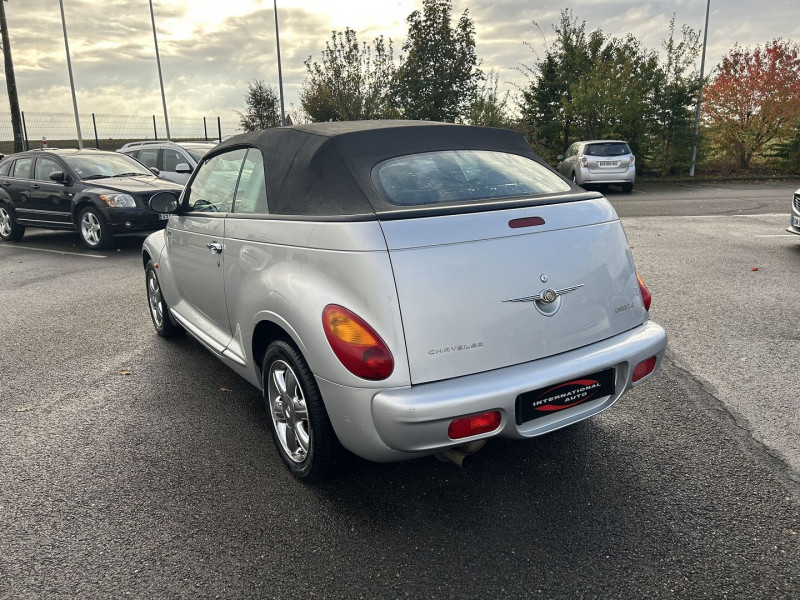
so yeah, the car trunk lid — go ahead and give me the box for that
[380,197,647,384]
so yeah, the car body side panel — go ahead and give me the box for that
[167,214,232,350]
[221,217,411,391]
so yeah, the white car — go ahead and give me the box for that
[118,141,216,185]
[557,140,636,192]
[143,121,666,480]
[788,188,800,235]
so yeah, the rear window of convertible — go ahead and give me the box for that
[373,150,570,206]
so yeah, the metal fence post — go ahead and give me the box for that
[217,117,222,143]
[153,115,158,139]
[92,113,99,148]
[21,111,29,151]
[203,117,208,141]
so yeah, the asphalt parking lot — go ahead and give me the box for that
[1,181,798,598]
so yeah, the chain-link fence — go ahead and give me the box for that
[0,112,243,154]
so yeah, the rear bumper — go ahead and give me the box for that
[581,166,635,185]
[319,320,667,462]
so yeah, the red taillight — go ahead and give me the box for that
[637,274,652,311]
[448,411,502,440]
[322,304,394,380]
[632,356,657,383]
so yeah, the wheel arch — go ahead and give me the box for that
[252,318,299,378]
[71,196,98,225]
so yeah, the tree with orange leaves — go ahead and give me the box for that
[704,39,800,170]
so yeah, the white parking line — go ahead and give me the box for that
[0,245,106,258]
[675,183,730,191]
[630,188,650,194]
[754,234,797,238]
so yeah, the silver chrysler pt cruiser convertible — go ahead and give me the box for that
[142,121,667,480]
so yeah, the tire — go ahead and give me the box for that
[622,182,634,193]
[78,206,113,249]
[0,204,25,242]
[262,339,342,481]
[145,260,182,337]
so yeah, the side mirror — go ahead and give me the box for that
[556,155,563,161]
[149,191,180,214]
[49,171,66,182]
[149,167,161,176]
[175,163,192,174]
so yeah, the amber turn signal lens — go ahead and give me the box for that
[322,305,394,380]
[637,274,652,311]
[448,411,502,440]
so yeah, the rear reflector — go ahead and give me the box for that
[632,357,657,382]
[448,411,501,439]
[509,216,545,229]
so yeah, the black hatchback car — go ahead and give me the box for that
[0,148,184,249]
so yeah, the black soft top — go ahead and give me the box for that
[211,120,584,219]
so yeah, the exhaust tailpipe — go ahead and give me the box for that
[436,447,475,470]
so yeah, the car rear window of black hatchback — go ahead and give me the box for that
[373,150,570,206]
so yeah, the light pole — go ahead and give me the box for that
[0,0,24,152]
[58,0,82,149]
[689,0,711,177]
[273,0,286,126]
[149,0,170,140]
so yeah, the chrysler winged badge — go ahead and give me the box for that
[503,275,584,317]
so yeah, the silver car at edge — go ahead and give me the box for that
[787,187,800,236]
[142,121,666,480]
[556,140,636,192]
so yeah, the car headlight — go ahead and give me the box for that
[99,193,136,208]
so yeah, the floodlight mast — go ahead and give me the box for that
[273,0,286,126]
[149,0,171,140]
[689,0,711,177]
[0,0,24,152]
[59,0,83,149]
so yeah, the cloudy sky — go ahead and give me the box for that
[3,0,799,131]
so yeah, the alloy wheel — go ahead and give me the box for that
[147,270,164,329]
[0,207,11,237]
[267,359,311,463]
[81,211,102,246]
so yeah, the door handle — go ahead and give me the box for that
[1,181,10,186]
[206,242,223,254]
[30,183,40,190]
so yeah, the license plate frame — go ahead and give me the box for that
[792,215,800,228]
[516,368,616,424]
[159,213,170,221]
[598,161,619,167]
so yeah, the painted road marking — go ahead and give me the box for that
[0,245,106,258]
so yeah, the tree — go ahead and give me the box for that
[704,39,800,170]
[468,71,510,127]
[237,80,281,132]
[301,28,397,122]
[652,17,701,174]
[518,10,698,172]
[517,11,599,160]
[392,0,482,122]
